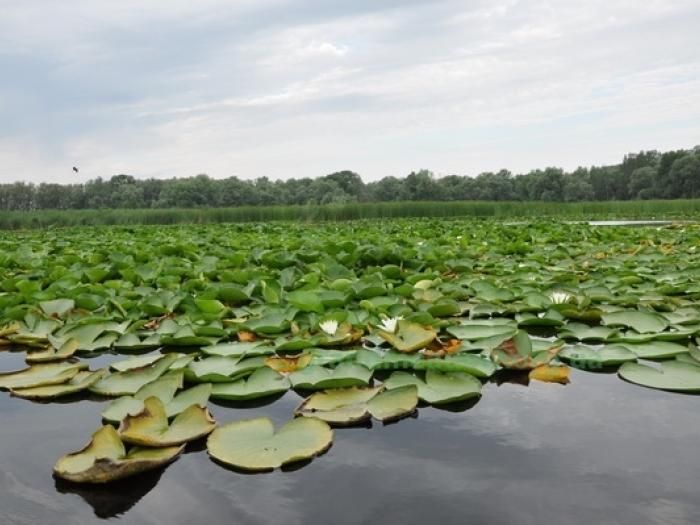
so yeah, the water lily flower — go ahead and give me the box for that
[319,319,338,336]
[549,291,572,304]
[378,316,403,333]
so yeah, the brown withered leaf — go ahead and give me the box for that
[264,353,312,374]
[423,338,462,358]
[238,330,257,342]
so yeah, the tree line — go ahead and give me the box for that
[0,146,699,211]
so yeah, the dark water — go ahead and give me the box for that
[1,349,699,525]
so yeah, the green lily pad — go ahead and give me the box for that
[602,310,669,334]
[207,417,333,472]
[200,342,274,358]
[296,385,418,424]
[11,369,107,400]
[39,298,75,318]
[289,362,372,390]
[559,345,637,368]
[89,354,179,396]
[618,361,700,392]
[0,361,88,390]
[446,320,517,341]
[210,367,290,401]
[384,370,482,405]
[557,323,618,342]
[110,354,165,372]
[53,425,183,483]
[617,341,688,359]
[354,349,421,370]
[185,356,266,383]
[119,396,216,446]
[101,371,184,423]
[414,354,496,378]
[25,339,80,363]
[377,320,436,353]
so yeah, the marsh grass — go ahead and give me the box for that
[1,200,699,229]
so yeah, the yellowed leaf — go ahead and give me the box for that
[529,365,570,384]
[264,353,312,374]
[238,330,257,342]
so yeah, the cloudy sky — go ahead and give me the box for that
[1,0,699,183]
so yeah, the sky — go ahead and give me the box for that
[0,0,699,184]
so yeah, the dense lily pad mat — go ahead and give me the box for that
[1,218,700,484]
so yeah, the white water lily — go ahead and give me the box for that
[378,316,403,333]
[549,291,572,304]
[319,319,338,336]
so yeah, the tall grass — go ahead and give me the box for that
[1,200,699,229]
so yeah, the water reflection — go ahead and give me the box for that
[55,470,165,519]
[1,349,700,524]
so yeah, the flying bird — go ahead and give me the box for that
[72,166,79,173]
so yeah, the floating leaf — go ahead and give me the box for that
[119,396,216,446]
[529,365,570,384]
[207,417,333,472]
[53,425,183,484]
[377,320,436,353]
[602,310,669,334]
[185,356,266,383]
[414,354,496,378]
[101,372,184,423]
[39,298,75,318]
[11,369,107,400]
[25,339,79,363]
[384,370,482,404]
[295,385,418,424]
[618,361,700,392]
[355,349,420,370]
[210,367,290,401]
[559,345,637,368]
[90,354,179,396]
[289,362,372,390]
[264,353,312,373]
[0,361,88,390]
[617,341,688,359]
[490,330,563,370]
[110,354,165,372]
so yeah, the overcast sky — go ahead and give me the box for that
[1,0,699,184]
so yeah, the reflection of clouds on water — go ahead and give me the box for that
[1,358,700,524]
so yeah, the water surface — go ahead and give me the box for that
[1,349,698,525]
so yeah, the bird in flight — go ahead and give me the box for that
[72,167,79,173]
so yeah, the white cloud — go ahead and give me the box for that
[0,0,699,183]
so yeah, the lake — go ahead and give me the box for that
[1,348,698,525]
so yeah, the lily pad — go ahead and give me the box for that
[289,362,372,390]
[414,354,496,378]
[559,345,637,368]
[119,396,216,446]
[601,310,669,334]
[101,372,183,423]
[0,361,88,391]
[618,361,700,392]
[384,370,482,404]
[377,320,436,353]
[25,339,80,364]
[490,330,563,370]
[53,425,183,484]
[207,417,333,472]
[11,369,107,400]
[185,356,266,383]
[355,349,421,370]
[210,367,290,401]
[617,341,688,359]
[296,385,418,424]
[90,354,179,396]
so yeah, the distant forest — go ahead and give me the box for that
[1,146,699,210]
